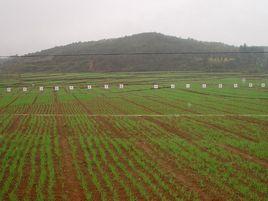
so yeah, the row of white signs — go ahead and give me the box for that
[4,83,266,92]
[5,84,122,92]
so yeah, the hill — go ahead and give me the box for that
[1,32,267,73]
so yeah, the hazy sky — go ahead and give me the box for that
[0,0,267,55]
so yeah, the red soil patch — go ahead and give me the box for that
[0,94,21,114]
[120,96,162,114]
[221,144,268,168]
[186,116,258,143]
[53,92,86,201]
[135,140,215,201]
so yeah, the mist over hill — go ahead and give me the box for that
[1,32,267,73]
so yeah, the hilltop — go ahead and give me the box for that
[1,32,267,72]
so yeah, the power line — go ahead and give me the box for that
[1,114,268,117]
[1,51,268,58]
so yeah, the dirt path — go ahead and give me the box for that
[120,96,162,114]
[53,92,86,201]
[5,93,40,134]
[221,144,268,168]
[0,94,21,114]
[186,116,259,143]
[135,140,214,201]
[86,96,222,200]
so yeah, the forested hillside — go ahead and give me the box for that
[1,33,267,72]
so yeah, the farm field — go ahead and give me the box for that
[0,72,268,201]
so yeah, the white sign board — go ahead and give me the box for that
[153,84,159,89]
[23,87,27,92]
[234,84,238,88]
[39,86,44,91]
[69,86,74,90]
[6,88,11,92]
[248,83,253,88]
[186,84,191,89]
[87,85,92,89]
[218,84,223,88]
[54,86,59,91]
[261,83,266,88]
[119,84,124,89]
[202,84,207,88]
[171,84,175,89]
[104,84,109,89]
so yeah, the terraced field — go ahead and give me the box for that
[0,72,267,201]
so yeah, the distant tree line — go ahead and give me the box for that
[1,33,267,73]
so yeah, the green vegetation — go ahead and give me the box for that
[0,72,267,200]
[1,33,267,73]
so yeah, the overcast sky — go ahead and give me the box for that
[0,0,267,55]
